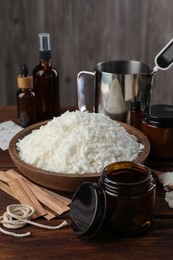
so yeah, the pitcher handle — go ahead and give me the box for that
[77,71,95,112]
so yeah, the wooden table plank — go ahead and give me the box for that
[0,106,17,123]
[1,106,173,259]
[0,208,173,259]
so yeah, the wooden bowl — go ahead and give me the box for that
[9,120,150,192]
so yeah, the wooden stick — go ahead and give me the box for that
[6,170,71,206]
[26,180,70,215]
[44,210,56,220]
[6,169,70,216]
[0,181,16,198]
[7,170,57,220]
[43,188,71,206]
[0,171,10,183]
[0,170,57,219]
[5,169,21,180]
[8,177,47,219]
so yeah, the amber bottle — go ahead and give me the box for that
[33,33,60,122]
[70,162,156,238]
[16,65,37,127]
[100,162,156,235]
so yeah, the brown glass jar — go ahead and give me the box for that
[140,105,173,159]
[70,162,156,238]
[99,161,156,235]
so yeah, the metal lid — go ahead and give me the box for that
[69,182,106,238]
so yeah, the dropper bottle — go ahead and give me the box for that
[32,33,60,121]
[16,64,37,127]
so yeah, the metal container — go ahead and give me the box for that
[77,60,153,123]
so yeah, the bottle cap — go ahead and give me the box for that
[38,33,51,60]
[17,76,33,89]
[17,64,33,89]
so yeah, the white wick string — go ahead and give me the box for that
[0,204,68,237]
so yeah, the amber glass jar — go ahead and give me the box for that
[70,162,156,238]
[140,104,173,159]
[99,161,156,235]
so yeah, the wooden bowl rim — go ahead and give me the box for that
[8,120,150,191]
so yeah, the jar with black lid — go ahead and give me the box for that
[140,104,173,159]
[69,162,156,238]
[99,161,156,235]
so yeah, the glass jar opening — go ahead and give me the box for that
[102,161,151,186]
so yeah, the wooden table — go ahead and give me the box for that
[1,106,173,259]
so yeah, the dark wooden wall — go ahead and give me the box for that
[0,0,173,109]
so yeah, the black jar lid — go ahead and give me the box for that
[144,104,173,127]
[69,182,106,238]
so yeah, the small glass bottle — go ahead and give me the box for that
[33,33,60,121]
[16,65,37,127]
[99,161,156,235]
[140,104,173,160]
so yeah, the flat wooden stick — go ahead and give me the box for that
[43,188,71,206]
[5,169,21,180]
[6,169,69,216]
[6,170,55,220]
[0,181,16,198]
[0,171,10,183]
[6,170,71,205]
[8,177,47,219]
[0,170,57,220]
[26,181,70,215]
[44,210,56,220]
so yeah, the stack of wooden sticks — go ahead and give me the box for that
[0,169,71,220]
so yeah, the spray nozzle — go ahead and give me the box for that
[38,33,51,51]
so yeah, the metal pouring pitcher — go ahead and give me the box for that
[77,60,153,123]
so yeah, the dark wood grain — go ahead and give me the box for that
[0,0,173,110]
[0,185,173,259]
[1,106,173,259]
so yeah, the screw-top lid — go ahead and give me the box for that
[17,64,33,89]
[38,33,51,60]
[144,104,173,128]
[69,182,106,238]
